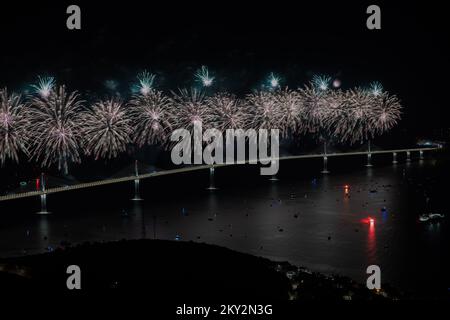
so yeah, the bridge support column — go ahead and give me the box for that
[207,167,217,190]
[321,156,330,174]
[36,172,50,214]
[366,153,373,167]
[419,150,424,160]
[406,151,411,162]
[131,179,143,201]
[131,160,143,200]
[269,174,279,181]
[392,152,398,164]
[37,193,50,214]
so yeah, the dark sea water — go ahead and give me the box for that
[1,154,449,297]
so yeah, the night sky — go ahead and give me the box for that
[0,1,449,135]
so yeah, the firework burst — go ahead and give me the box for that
[300,85,334,133]
[129,89,174,147]
[27,86,83,173]
[171,88,213,130]
[134,71,155,96]
[325,89,373,143]
[324,87,402,144]
[206,93,248,131]
[195,66,214,87]
[267,73,280,89]
[81,98,132,159]
[246,90,284,131]
[0,89,29,164]
[31,76,55,98]
[312,74,332,91]
[370,92,402,134]
[369,81,383,96]
[0,73,403,168]
[273,89,305,137]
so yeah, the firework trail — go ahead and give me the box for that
[129,89,174,147]
[31,76,55,98]
[81,98,132,160]
[0,89,29,164]
[206,93,249,131]
[27,85,83,173]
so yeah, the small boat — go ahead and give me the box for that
[419,213,445,222]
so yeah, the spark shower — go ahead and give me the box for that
[0,71,402,173]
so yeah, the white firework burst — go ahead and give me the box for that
[325,89,373,143]
[27,86,83,173]
[370,92,402,134]
[246,90,284,131]
[274,89,305,137]
[301,85,332,133]
[129,89,174,147]
[171,88,213,130]
[206,93,249,131]
[0,89,29,164]
[81,98,132,159]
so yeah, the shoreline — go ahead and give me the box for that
[0,238,401,300]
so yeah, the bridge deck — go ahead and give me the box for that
[0,147,440,202]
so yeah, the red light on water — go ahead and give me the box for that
[344,185,350,196]
[361,217,376,225]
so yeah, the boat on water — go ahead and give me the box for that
[419,213,445,222]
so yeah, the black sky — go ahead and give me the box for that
[0,1,449,134]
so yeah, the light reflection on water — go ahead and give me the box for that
[0,159,449,295]
[367,219,377,265]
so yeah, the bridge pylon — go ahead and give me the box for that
[366,153,373,167]
[321,156,330,174]
[36,172,50,214]
[207,166,218,190]
[131,160,143,200]
[392,152,398,164]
